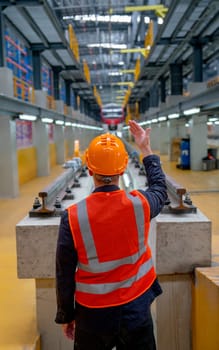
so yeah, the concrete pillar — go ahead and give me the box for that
[167,120,188,161]
[55,100,64,114]
[188,82,206,96]
[33,120,50,176]
[34,90,48,108]
[150,124,160,151]
[0,7,5,67]
[190,114,207,170]
[65,126,74,158]
[54,125,65,164]
[0,115,19,197]
[66,106,73,118]
[0,67,13,96]
[159,122,168,155]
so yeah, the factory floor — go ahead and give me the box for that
[0,157,219,349]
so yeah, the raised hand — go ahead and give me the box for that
[128,120,153,157]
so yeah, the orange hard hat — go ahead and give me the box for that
[86,133,128,175]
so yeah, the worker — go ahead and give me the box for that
[55,119,167,350]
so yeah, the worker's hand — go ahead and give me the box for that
[62,320,75,340]
[128,120,153,157]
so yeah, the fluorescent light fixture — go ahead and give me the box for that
[19,114,37,121]
[207,122,213,125]
[138,121,151,126]
[158,116,167,121]
[63,14,131,23]
[183,107,200,115]
[215,121,219,125]
[123,120,151,129]
[209,117,218,122]
[108,71,123,76]
[55,120,64,125]
[151,118,158,123]
[168,113,179,119]
[41,117,53,124]
[65,122,73,126]
[72,123,103,130]
[87,43,127,49]
[144,16,150,24]
[185,123,189,127]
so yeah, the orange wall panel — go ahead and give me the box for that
[49,143,56,168]
[17,147,37,185]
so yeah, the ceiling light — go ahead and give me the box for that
[69,14,132,23]
[138,121,151,126]
[87,43,127,49]
[41,117,53,124]
[215,121,219,125]
[168,113,179,119]
[19,114,37,121]
[55,120,64,125]
[65,122,72,126]
[71,123,103,130]
[144,16,150,24]
[183,107,200,115]
[108,71,123,76]
[207,122,213,125]
[152,118,158,123]
[158,116,167,121]
[209,118,218,122]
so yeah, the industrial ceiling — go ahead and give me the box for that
[2,0,219,114]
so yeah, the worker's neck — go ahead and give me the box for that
[93,178,119,188]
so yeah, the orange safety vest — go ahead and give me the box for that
[68,189,156,308]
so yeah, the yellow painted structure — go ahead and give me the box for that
[192,267,219,350]
[17,147,37,185]
[49,143,56,168]
[18,144,57,186]
[74,139,80,157]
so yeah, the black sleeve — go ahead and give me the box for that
[138,154,168,219]
[55,210,78,324]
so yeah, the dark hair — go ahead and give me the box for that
[95,174,119,184]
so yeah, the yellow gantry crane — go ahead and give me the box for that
[111,4,168,107]
[123,4,168,18]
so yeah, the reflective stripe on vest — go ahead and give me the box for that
[76,193,147,274]
[77,255,154,294]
